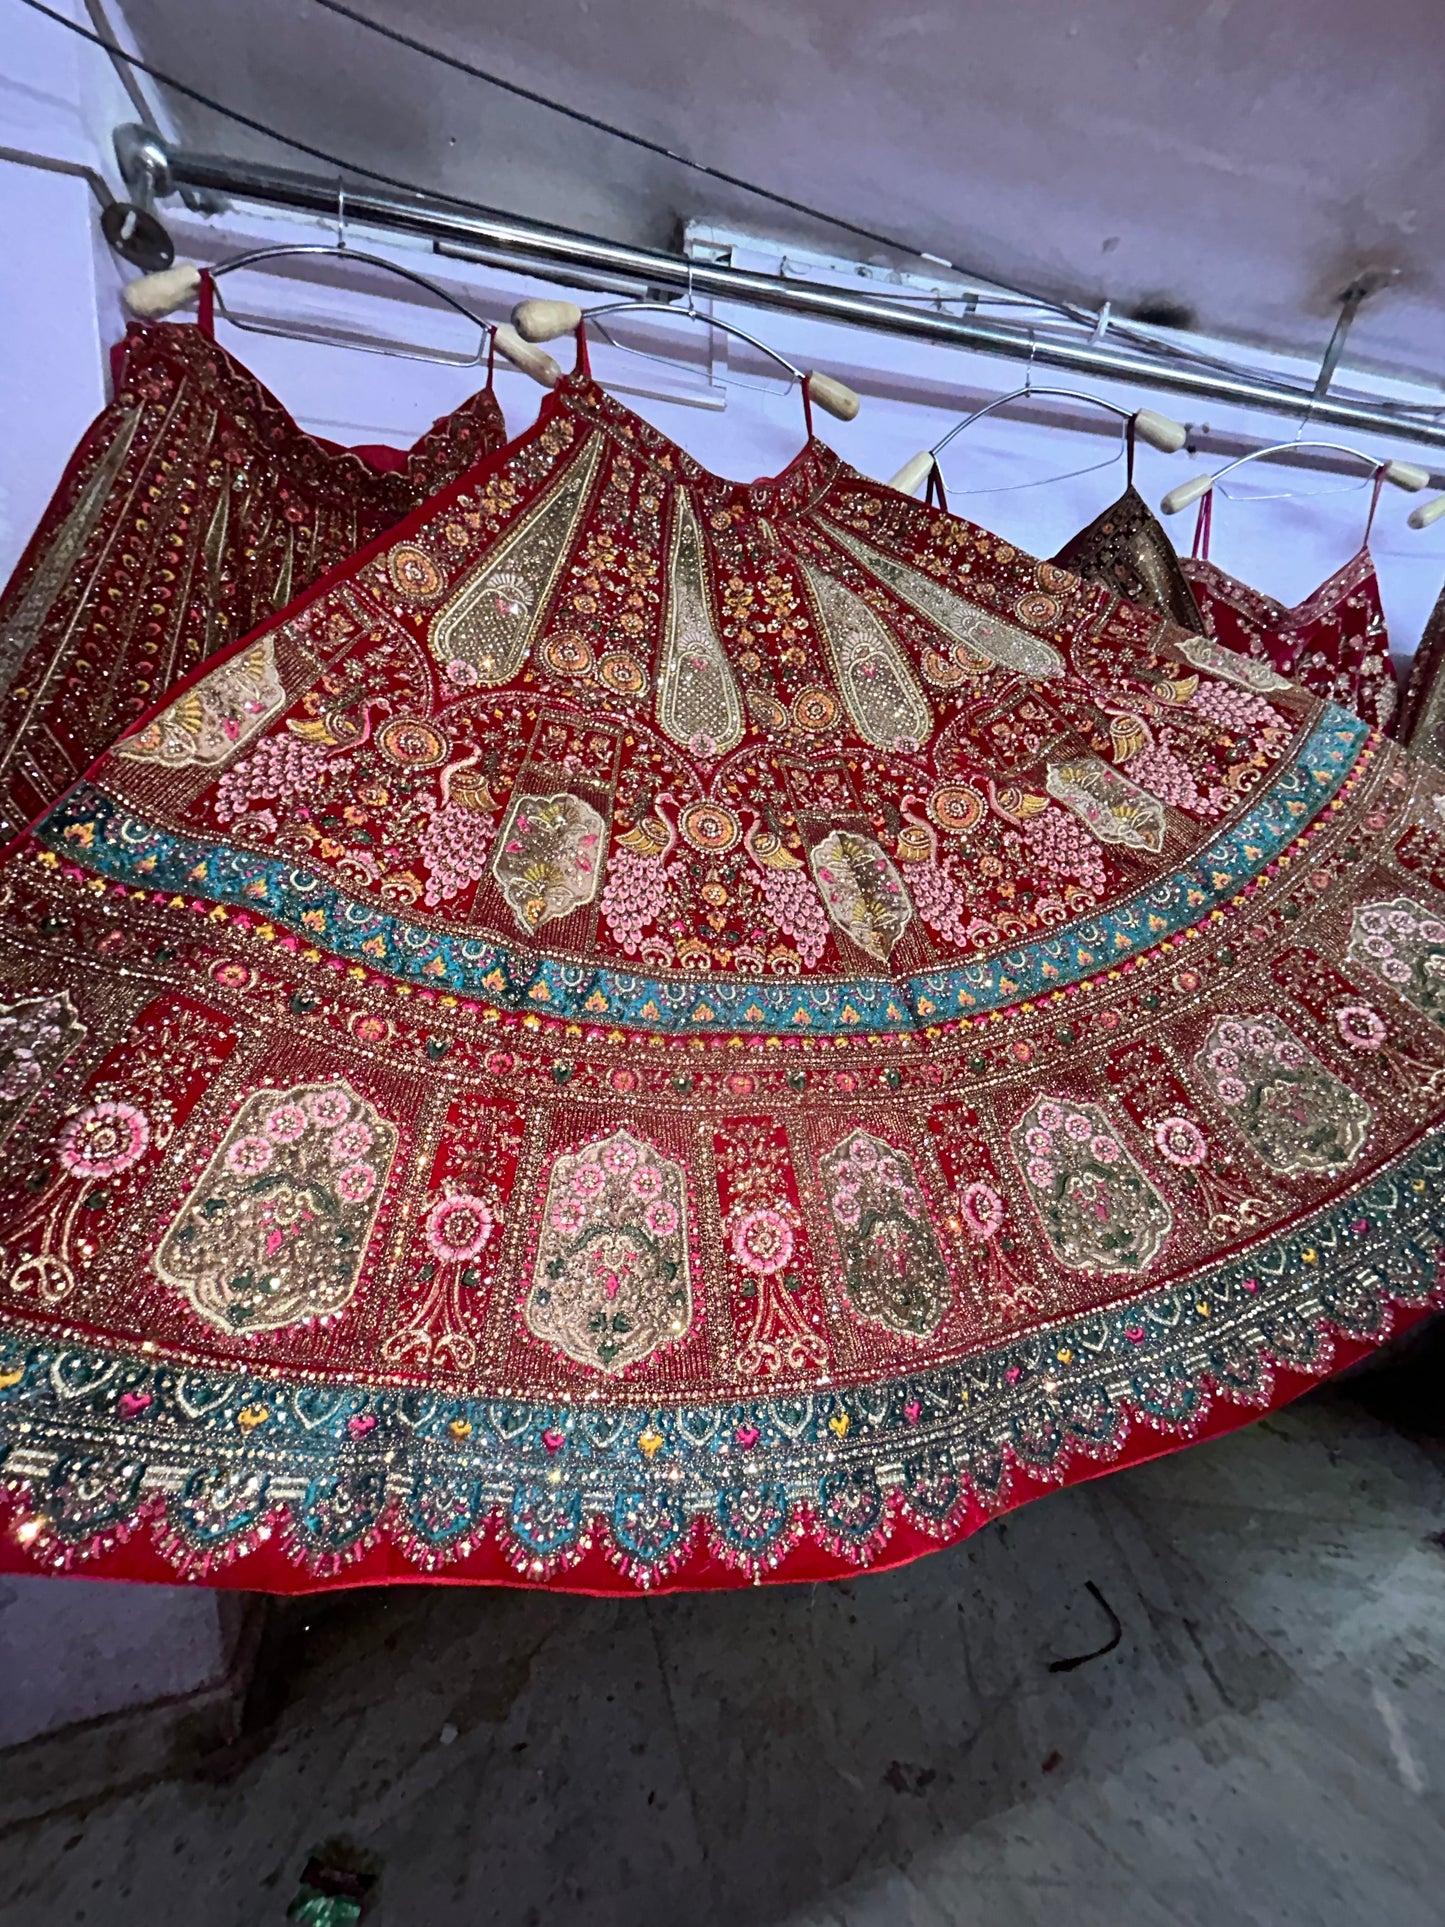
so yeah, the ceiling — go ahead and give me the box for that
[119,0,1445,383]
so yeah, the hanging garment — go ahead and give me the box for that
[1393,583,1445,771]
[1180,482,1400,732]
[1,346,1442,1596]
[1051,423,1205,632]
[0,285,506,841]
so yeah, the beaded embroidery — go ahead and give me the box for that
[1,367,1444,1594]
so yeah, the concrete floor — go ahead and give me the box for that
[1,1385,1443,1927]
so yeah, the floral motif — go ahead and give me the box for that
[0,993,85,1112]
[1335,1003,1388,1052]
[424,1191,495,1265]
[1346,897,1445,1022]
[1045,757,1167,853]
[58,1100,151,1180]
[1152,1115,1208,1167]
[1013,1097,1171,1272]
[154,1081,396,1333]
[730,1206,795,1277]
[117,638,285,768]
[820,1131,950,1336]
[1194,1014,1370,1174]
[526,1130,692,1374]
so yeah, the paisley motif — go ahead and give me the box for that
[431,436,600,683]
[802,563,933,752]
[825,520,1065,680]
[657,494,743,759]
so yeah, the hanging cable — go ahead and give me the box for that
[14,0,564,213]
[14,0,1090,328]
[308,0,1090,317]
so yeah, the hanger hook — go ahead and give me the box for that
[1024,331,1037,395]
[336,181,348,253]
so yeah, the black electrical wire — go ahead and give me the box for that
[18,0,1442,421]
[308,0,977,282]
[16,0,1093,325]
[15,0,556,214]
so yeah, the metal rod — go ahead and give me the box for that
[129,132,1445,459]
[1313,284,1369,399]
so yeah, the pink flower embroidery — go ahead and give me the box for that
[424,1192,494,1264]
[1153,1116,1208,1167]
[629,1165,664,1201]
[730,1206,795,1277]
[1335,1004,1386,1052]
[1026,1156,1057,1188]
[329,1117,374,1161]
[1063,1111,1093,1142]
[571,1162,606,1199]
[644,1198,679,1239]
[1090,1134,1120,1165]
[550,1197,586,1236]
[600,1136,640,1176]
[304,1087,351,1129]
[336,1161,377,1204]
[263,1102,308,1145]
[58,1101,150,1180]
[223,1132,274,1178]
[960,1180,1004,1241]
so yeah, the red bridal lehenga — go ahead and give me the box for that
[0,339,1442,1595]
[0,287,506,840]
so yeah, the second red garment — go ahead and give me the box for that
[1180,478,1399,732]
[0,280,506,840]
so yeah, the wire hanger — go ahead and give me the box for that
[120,233,560,384]
[1160,440,1428,515]
[887,380,1186,500]
[509,293,862,421]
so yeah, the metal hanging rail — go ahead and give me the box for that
[120,128,1445,460]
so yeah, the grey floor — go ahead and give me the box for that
[2,1385,1443,1927]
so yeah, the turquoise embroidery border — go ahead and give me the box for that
[1,1119,1439,1575]
[42,708,1369,1037]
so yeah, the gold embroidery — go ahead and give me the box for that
[802,564,933,752]
[155,1079,397,1333]
[809,829,913,962]
[1171,632,1292,694]
[656,495,743,759]
[0,407,142,700]
[490,790,606,933]
[825,522,1066,681]
[1045,756,1167,853]
[431,437,602,684]
[117,636,286,769]
[526,1128,692,1373]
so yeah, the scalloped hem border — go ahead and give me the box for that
[2,1295,1437,1597]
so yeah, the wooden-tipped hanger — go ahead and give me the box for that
[887,386,1187,497]
[1407,494,1445,530]
[1161,442,1429,515]
[510,295,862,422]
[122,242,560,385]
